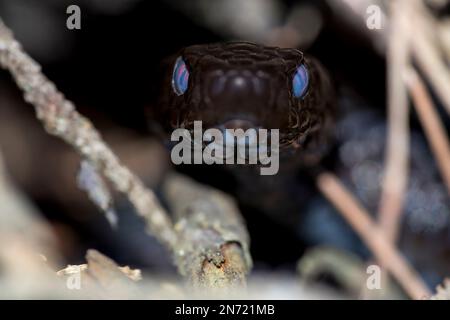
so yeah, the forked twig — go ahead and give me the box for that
[0,17,252,288]
[317,172,431,300]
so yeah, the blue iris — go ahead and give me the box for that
[172,56,189,96]
[292,64,309,98]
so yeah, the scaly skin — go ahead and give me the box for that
[151,41,336,166]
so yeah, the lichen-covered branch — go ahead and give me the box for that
[0,17,253,288]
[0,18,177,249]
[162,173,252,289]
[431,279,450,300]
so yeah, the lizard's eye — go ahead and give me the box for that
[172,56,189,96]
[292,64,309,98]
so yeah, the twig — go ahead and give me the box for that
[378,0,410,243]
[0,148,63,297]
[405,68,450,194]
[0,18,177,249]
[57,249,142,299]
[162,173,252,289]
[77,160,118,228]
[317,172,431,300]
[407,0,450,116]
[0,148,60,262]
[0,18,253,288]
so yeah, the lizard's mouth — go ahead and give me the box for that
[175,119,279,159]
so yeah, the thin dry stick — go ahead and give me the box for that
[0,18,177,249]
[378,0,410,243]
[317,172,431,300]
[408,0,450,116]
[405,68,450,194]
